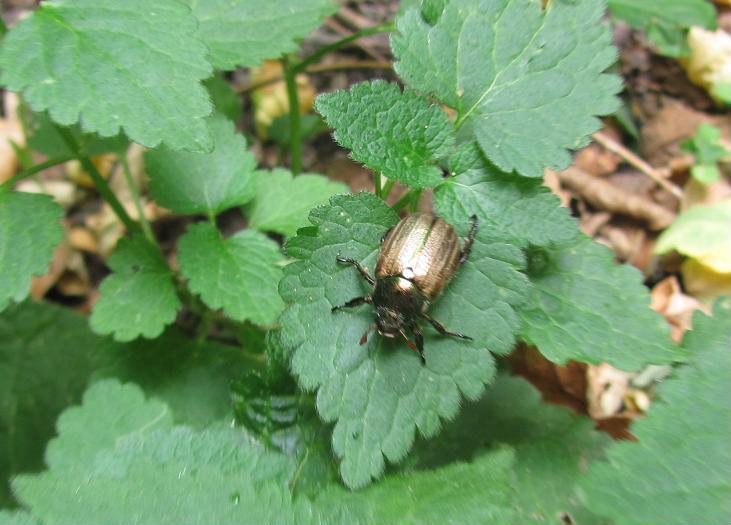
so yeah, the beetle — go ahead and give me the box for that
[331,212,478,364]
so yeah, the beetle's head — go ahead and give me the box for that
[374,306,406,338]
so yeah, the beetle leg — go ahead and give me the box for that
[421,313,473,341]
[459,215,479,265]
[331,295,372,312]
[336,256,376,285]
[410,323,426,365]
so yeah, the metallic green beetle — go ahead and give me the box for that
[332,212,478,363]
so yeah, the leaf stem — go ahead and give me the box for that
[120,154,155,244]
[282,56,302,175]
[382,179,396,200]
[56,126,140,234]
[374,172,382,198]
[292,22,395,74]
[392,189,414,211]
[0,154,76,191]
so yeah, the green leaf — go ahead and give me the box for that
[315,447,516,525]
[690,164,721,185]
[204,75,243,123]
[392,0,621,178]
[178,223,285,325]
[13,380,331,525]
[43,379,173,470]
[0,191,63,311]
[608,0,717,56]
[27,113,128,157]
[434,145,578,246]
[279,192,530,488]
[316,80,455,188]
[146,114,257,216]
[0,511,39,525]
[185,0,337,70]
[0,0,213,151]
[246,169,348,237]
[89,236,180,342]
[655,201,731,274]
[519,237,679,371]
[580,301,731,525]
[682,124,729,185]
[0,301,109,507]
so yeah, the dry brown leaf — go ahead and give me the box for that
[68,226,98,253]
[650,276,708,342]
[560,166,676,229]
[0,92,25,184]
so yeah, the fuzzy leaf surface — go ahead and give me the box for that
[0,0,213,151]
[12,381,331,525]
[90,236,180,342]
[146,114,257,215]
[246,169,348,237]
[519,237,679,370]
[0,191,63,311]
[580,301,731,525]
[279,192,530,488]
[186,0,337,69]
[392,0,621,177]
[178,223,284,325]
[434,145,578,246]
[315,448,516,525]
[316,80,455,188]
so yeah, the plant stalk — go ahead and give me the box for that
[56,126,140,234]
[120,155,155,244]
[282,56,303,175]
[0,154,76,191]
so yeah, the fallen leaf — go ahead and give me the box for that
[681,258,731,304]
[681,26,731,104]
[650,276,708,342]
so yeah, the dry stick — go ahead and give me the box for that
[592,131,684,199]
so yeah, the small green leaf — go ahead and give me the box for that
[580,301,731,525]
[12,380,333,525]
[655,201,731,274]
[204,75,243,123]
[682,124,729,185]
[146,114,257,216]
[0,0,213,151]
[316,80,455,188]
[185,0,337,70]
[279,192,530,488]
[690,164,721,185]
[90,236,181,342]
[0,511,39,525]
[178,223,284,325]
[434,146,578,246]
[0,191,63,311]
[44,379,173,470]
[608,0,717,56]
[246,168,348,237]
[315,447,517,525]
[519,237,679,370]
[393,0,621,178]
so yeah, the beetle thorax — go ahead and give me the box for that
[372,276,426,336]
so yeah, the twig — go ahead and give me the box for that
[592,131,683,199]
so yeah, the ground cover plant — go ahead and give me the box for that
[0,0,729,524]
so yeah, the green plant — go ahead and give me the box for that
[0,0,729,524]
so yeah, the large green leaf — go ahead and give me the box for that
[580,301,731,525]
[316,80,455,188]
[0,0,213,151]
[245,169,348,238]
[178,223,285,325]
[392,0,621,178]
[315,448,516,525]
[185,0,337,70]
[279,192,530,488]
[12,381,335,525]
[90,236,181,342]
[434,144,578,247]
[146,114,257,216]
[519,237,680,370]
[0,191,63,312]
